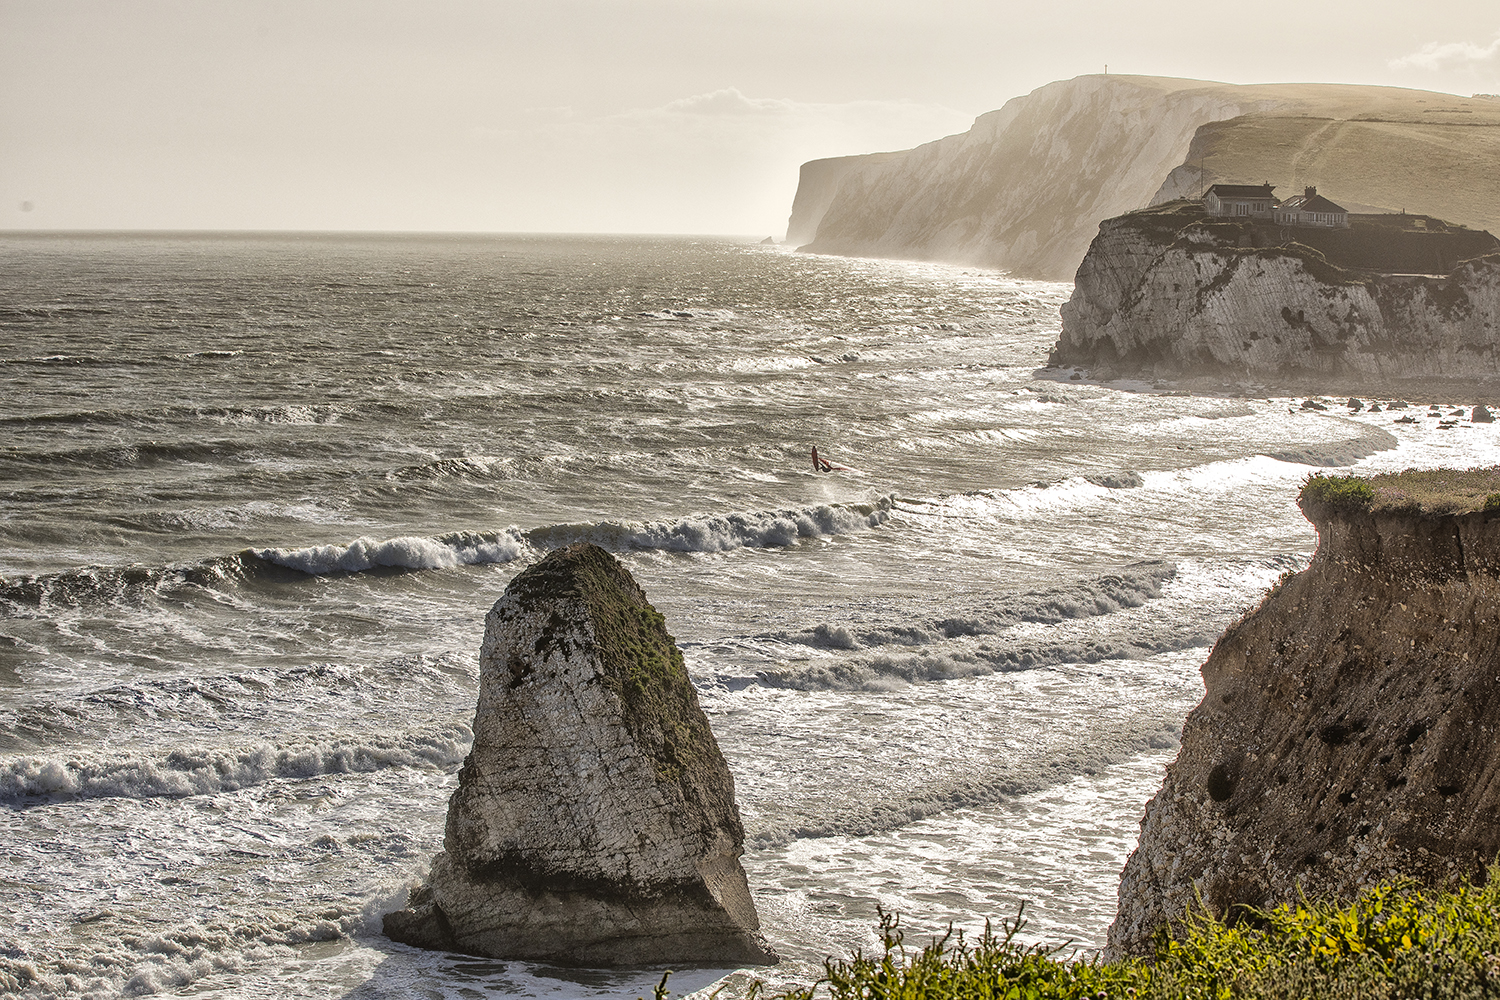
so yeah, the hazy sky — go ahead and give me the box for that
[3,0,1498,235]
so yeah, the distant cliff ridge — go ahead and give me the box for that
[1050,201,1500,387]
[787,75,1500,281]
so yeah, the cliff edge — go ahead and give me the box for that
[790,75,1498,281]
[1110,469,1500,956]
[1051,201,1500,389]
[384,543,775,966]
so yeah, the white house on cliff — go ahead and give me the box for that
[1203,183,1276,218]
[1273,187,1349,228]
[1203,183,1349,228]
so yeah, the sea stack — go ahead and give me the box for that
[1109,470,1500,956]
[384,543,775,966]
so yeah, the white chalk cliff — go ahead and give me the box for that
[384,543,775,966]
[1050,203,1500,386]
[788,76,1500,281]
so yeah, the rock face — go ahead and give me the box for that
[1110,497,1500,956]
[384,543,775,966]
[1051,202,1500,387]
[789,74,1499,280]
[784,151,908,248]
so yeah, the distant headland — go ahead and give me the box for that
[1049,196,1500,389]
[784,75,1500,282]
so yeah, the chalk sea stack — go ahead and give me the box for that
[384,542,775,966]
[1110,469,1500,956]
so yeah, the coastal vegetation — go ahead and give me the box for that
[1301,468,1500,517]
[741,866,1500,1000]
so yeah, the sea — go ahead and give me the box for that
[3,232,1498,999]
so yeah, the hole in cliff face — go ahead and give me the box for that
[1320,723,1354,746]
[1302,852,1320,867]
[1207,763,1237,802]
[1337,791,1356,805]
[1401,721,1430,748]
[1315,821,1326,833]
[506,654,531,689]
[1438,783,1462,797]
[1387,774,1408,789]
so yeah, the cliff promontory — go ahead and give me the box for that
[1110,469,1500,956]
[1050,202,1500,387]
[384,543,775,966]
[788,75,1499,280]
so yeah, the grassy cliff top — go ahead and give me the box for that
[1115,200,1498,275]
[1300,468,1500,518]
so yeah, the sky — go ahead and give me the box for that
[3,0,1498,236]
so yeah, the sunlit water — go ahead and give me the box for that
[2,233,1496,999]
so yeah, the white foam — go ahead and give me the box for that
[0,724,471,802]
[254,530,526,575]
[536,500,891,555]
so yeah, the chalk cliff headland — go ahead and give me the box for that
[787,76,1500,280]
[1111,469,1500,956]
[385,543,774,966]
[1049,201,1500,388]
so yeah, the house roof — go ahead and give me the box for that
[1205,183,1275,199]
[1299,193,1347,214]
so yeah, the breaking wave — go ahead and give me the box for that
[0,498,893,605]
[781,560,1176,652]
[254,529,527,575]
[1261,422,1398,467]
[0,722,472,804]
[529,497,892,554]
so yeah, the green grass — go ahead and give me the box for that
[1300,473,1377,516]
[727,867,1500,1000]
[1300,467,1500,518]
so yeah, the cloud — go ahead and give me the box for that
[1390,32,1500,71]
[659,88,797,116]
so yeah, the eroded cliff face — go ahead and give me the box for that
[790,75,1496,281]
[796,75,1266,280]
[1052,208,1500,387]
[1110,503,1500,956]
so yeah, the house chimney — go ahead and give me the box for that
[1304,186,1316,198]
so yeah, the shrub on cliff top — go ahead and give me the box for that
[733,865,1500,1000]
[1300,473,1376,515]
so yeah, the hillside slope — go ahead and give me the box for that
[790,76,1500,281]
[1152,110,1500,233]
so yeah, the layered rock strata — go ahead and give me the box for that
[1110,487,1500,956]
[384,543,775,966]
[1051,203,1500,387]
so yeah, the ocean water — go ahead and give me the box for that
[3,232,1498,999]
